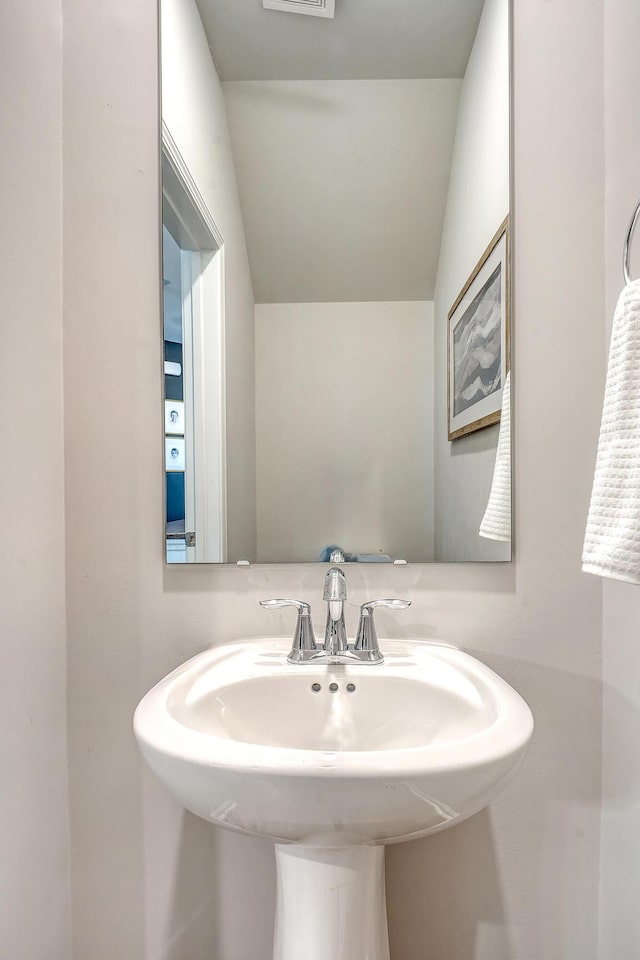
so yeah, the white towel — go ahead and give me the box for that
[479,370,511,541]
[583,279,640,583]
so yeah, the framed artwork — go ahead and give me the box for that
[164,399,185,435]
[448,217,510,441]
[165,437,185,472]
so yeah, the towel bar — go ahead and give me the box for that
[623,198,640,284]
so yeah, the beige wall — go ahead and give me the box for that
[0,2,71,957]
[255,301,435,563]
[599,0,640,954]
[61,2,605,960]
[162,0,257,561]
[222,79,461,304]
[433,0,511,562]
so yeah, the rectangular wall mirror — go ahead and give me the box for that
[161,0,512,564]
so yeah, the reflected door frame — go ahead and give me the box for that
[162,122,227,563]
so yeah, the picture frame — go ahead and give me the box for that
[165,437,185,472]
[448,217,510,441]
[164,399,185,435]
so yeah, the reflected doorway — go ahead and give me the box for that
[162,128,226,562]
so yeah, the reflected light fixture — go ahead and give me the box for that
[262,0,335,19]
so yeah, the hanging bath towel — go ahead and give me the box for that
[479,370,511,542]
[583,278,640,583]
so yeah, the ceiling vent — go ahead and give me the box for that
[262,0,335,19]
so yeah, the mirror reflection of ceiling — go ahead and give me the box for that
[195,0,486,303]
[195,0,485,81]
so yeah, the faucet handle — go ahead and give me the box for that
[354,599,411,663]
[259,599,319,664]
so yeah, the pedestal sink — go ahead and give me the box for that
[134,638,533,960]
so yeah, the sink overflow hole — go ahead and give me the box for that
[329,682,339,692]
[346,683,356,692]
[311,683,321,692]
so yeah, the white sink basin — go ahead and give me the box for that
[134,638,533,844]
[135,637,532,960]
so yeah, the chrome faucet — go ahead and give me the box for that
[260,567,410,665]
[322,566,348,657]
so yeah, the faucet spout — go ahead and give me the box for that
[323,566,348,656]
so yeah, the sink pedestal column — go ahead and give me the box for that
[273,840,389,960]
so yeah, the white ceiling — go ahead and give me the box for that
[223,79,461,303]
[193,0,483,302]
[196,0,484,81]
